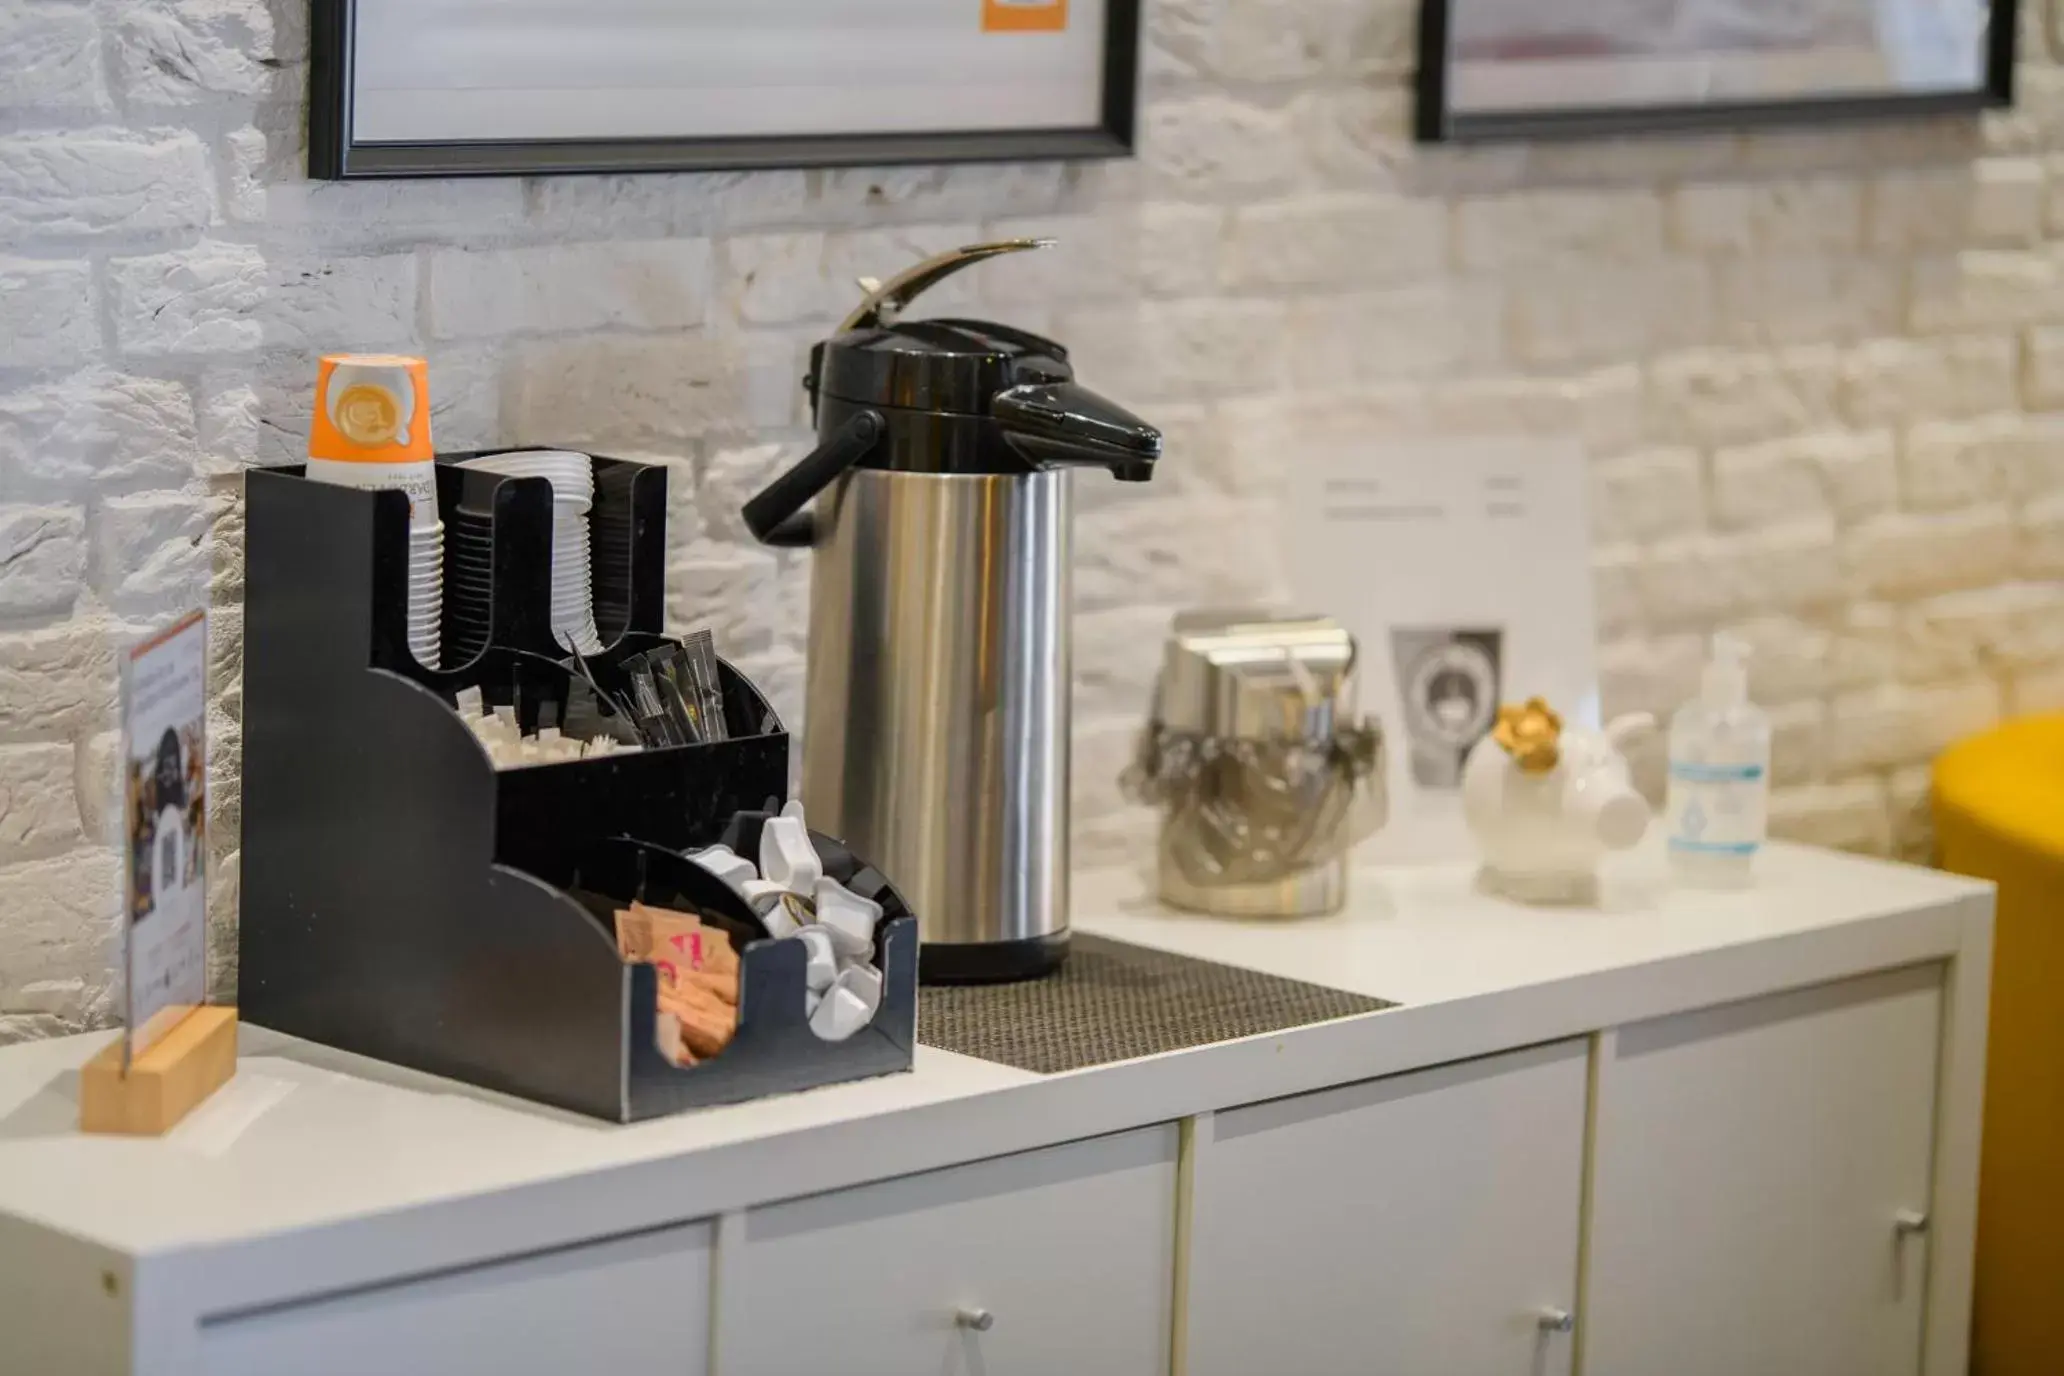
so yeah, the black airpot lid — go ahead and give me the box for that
[810,317,1077,417]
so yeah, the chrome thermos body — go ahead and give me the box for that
[803,470,1071,977]
[744,242,1162,982]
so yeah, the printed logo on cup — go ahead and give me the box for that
[983,0,1068,32]
[310,355,433,463]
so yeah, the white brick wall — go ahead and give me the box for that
[3,0,2064,1042]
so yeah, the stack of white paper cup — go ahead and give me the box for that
[456,450,600,654]
[405,521,443,667]
[304,355,442,669]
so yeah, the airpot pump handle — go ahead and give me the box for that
[837,239,1054,332]
[743,409,885,549]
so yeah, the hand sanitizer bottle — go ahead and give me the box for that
[1666,634,1770,887]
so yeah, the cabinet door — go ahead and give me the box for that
[1582,965,1943,1376]
[722,1125,1178,1376]
[1187,1039,1589,1376]
[200,1221,711,1376]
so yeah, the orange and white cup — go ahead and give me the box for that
[306,354,439,531]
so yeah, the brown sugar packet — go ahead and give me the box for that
[632,900,740,979]
[615,903,743,1061]
[682,967,737,1007]
[614,907,654,963]
[655,1011,698,1068]
[619,909,699,1067]
[661,978,739,1060]
[616,904,733,991]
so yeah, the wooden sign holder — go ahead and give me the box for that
[79,1006,239,1136]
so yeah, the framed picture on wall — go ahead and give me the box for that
[310,0,1142,180]
[1417,0,2018,142]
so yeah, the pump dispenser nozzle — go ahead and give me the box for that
[1702,633,1750,708]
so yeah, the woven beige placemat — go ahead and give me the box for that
[917,934,1397,1075]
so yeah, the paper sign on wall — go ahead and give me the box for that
[120,610,209,1066]
[1285,439,1598,864]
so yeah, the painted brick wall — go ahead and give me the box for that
[3,0,2063,1042]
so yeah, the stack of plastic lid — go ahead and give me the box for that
[456,451,601,654]
[303,355,441,668]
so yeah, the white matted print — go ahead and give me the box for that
[314,0,1140,178]
[1284,440,1597,864]
[1425,0,2011,140]
[121,611,209,1064]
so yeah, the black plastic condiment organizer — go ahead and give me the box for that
[240,454,917,1122]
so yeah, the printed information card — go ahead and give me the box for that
[120,610,209,1066]
[1285,439,1598,864]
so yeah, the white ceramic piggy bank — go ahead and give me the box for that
[1462,699,1656,905]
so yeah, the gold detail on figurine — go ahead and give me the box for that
[1493,698,1563,775]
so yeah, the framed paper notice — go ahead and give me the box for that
[1284,440,1598,864]
[120,612,209,1066]
[1417,0,2017,142]
[310,0,1142,179]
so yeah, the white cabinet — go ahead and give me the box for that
[720,1125,1179,1376]
[200,1220,712,1376]
[185,969,1951,1376]
[1186,1039,1590,1376]
[1581,964,1944,1376]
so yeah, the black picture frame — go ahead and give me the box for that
[1415,0,2018,143]
[309,0,1142,180]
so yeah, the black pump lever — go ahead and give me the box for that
[742,409,885,549]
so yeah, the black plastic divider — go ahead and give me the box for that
[240,458,916,1122]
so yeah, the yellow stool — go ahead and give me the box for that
[1935,715,2064,1376]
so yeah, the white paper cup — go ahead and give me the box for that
[307,457,441,532]
[458,451,594,509]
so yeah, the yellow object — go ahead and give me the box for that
[1492,698,1563,775]
[79,1005,238,1136]
[1934,716,2064,1376]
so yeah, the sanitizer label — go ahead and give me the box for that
[1666,761,1767,855]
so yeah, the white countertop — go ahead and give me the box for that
[0,842,1991,1314]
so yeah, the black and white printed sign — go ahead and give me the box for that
[1286,440,1597,863]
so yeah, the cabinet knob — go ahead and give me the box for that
[1537,1307,1576,1334]
[956,1307,995,1332]
[1895,1209,1931,1237]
